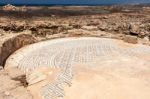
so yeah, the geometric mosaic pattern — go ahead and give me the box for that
[5,37,150,99]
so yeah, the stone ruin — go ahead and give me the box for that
[4,37,150,99]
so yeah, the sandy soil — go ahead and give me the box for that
[63,56,150,99]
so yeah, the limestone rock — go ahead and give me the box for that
[124,35,138,44]
[0,34,36,66]
[2,4,17,11]
[26,67,58,86]
[82,26,98,31]
[4,91,10,96]
[129,23,140,35]
[26,72,46,86]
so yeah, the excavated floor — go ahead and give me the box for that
[5,37,150,99]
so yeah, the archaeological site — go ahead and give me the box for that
[0,2,150,99]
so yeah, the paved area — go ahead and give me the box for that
[5,37,150,99]
[63,56,150,99]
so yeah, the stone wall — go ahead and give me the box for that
[0,34,36,66]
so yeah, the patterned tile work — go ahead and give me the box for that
[5,37,150,99]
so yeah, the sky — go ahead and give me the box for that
[0,0,150,4]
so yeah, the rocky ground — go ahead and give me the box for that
[0,4,150,99]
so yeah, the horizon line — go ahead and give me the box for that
[0,2,149,6]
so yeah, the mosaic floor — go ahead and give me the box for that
[5,37,150,99]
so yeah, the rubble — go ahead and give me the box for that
[2,4,17,11]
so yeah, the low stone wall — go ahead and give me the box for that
[0,34,36,66]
